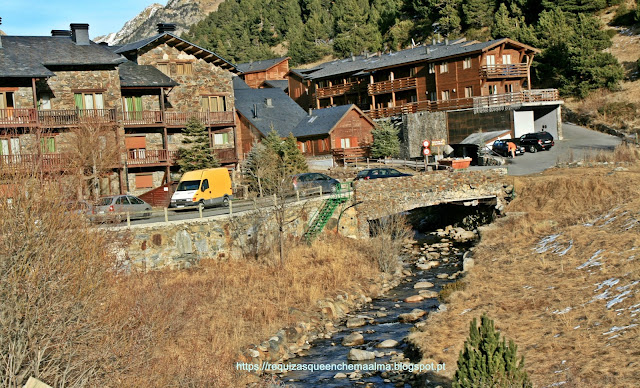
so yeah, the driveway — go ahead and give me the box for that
[491,123,622,176]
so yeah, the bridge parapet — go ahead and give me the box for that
[353,168,511,237]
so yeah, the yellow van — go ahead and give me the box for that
[169,168,233,208]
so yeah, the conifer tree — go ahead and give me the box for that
[454,314,531,388]
[177,117,220,173]
[371,121,401,158]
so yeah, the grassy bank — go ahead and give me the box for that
[410,159,640,386]
[0,176,383,387]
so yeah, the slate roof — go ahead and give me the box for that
[236,57,288,74]
[233,77,367,139]
[114,32,238,73]
[118,61,178,87]
[0,36,125,78]
[291,105,353,138]
[294,38,538,81]
[233,77,308,137]
[263,79,289,91]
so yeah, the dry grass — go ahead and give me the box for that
[410,160,640,387]
[97,234,380,387]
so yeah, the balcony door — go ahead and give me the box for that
[123,96,143,121]
[201,96,226,112]
[0,137,21,164]
[0,92,15,120]
[74,92,104,110]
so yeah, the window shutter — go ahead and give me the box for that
[135,174,153,189]
[125,136,146,149]
[74,93,83,109]
[134,96,143,112]
[223,132,229,144]
[200,97,209,112]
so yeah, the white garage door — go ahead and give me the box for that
[514,111,534,138]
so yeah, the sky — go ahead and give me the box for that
[1,0,164,38]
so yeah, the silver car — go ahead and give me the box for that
[93,195,152,221]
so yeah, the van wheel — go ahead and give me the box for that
[528,145,537,153]
[222,196,230,207]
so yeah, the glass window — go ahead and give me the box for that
[201,179,209,191]
[441,90,450,101]
[463,57,472,69]
[440,62,448,73]
[175,63,193,75]
[213,132,230,145]
[98,197,113,206]
[502,54,511,65]
[75,92,104,110]
[201,96,226,112]
[177,180,201,191]
[115,196,130,205]
[128,196,144,204]
[340,138,351,148]
[39,93,51,110]
[40,137,55,153]
[464,86,473,98]
[486,55,496,66]
[428,63,435,74]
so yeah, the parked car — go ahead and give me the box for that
[292,172,341,193]
[518,131,554,153]
[354,168,413,181]
[64,200,94,219]
[93,195,152,221]
[491,140,525,157]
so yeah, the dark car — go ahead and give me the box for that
[292,173,340,193]
[492,140,525,157]
[354,168,412,181]
[519,131,554,153]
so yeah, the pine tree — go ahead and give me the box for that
[453,314,531,388]
[462,0,495,29]
[177,117,220,173]
[371,121,401,158]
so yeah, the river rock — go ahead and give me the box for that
[377,339,399,348]
[463,257,475,272]
[418,290,438,298]
[414,281,434,289]
[346,317,366,328]
[334,373,347,379]
[404,295,424,303]
[436,273,449,279]
[398,309,426,323]
[342,332,364,346]
[348,348,375,361]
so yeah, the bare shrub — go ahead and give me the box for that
[0,172,117,387]
[369,213,413,273]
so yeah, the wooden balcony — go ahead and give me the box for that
[365,89,561,119]
[163,111,234,127]
[0,109,39,128]
[39,109,117,127]
[121,111,163,126]
[126,149,179,167]
[479,63,528,79]
[367,77,418,96]
[211,147,237,163]
[316,82,364,99]
[0,153,69,172]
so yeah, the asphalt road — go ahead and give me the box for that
[478,123,623,176]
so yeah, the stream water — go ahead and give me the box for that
[279,233,475,387]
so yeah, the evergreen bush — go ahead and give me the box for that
[177,117,220,173]
[453,314,531,388]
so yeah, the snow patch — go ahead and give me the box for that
[553,307,572,315]
[602,324,638,335]
[577,250,605,269]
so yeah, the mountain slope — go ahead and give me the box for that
[94,0,225,45]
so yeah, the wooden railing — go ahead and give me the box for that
[0,153,69,172]
[121,110,163,126]
[479,63,528,78]
[0,109,38,126]
[316,82,364,98]
[365,89,561,119]
[164,111,234,126]
[39,109,117,126]
[126,149,179,166]
[212,147,237,162]
[367,77,418,95]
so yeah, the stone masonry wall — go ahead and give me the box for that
[115,197,327,270]
[39,69,122,111]
[353,169,510,237]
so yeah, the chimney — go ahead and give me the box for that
[51,29,72,37]
[70,23,90,45]
[432,38,436,45]
[253,104,257,118]
[0,17,3,49]
[426,47,431,54]
[308,108,312,116]
[265,98,273,107]
[445,37,449,45]
[157,23,177,34]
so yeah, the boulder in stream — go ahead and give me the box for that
[342,332,364,346]
[348,348,375,361]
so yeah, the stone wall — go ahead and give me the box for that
[40,69,122,110]
[115,197,330,270]
[137,43,234,113]
[353,169,510,237]
[400,111,448,159]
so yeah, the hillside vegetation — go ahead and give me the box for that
[183,0,639,98]
[410,146,640,387]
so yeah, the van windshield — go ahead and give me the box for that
[177,180,201,191]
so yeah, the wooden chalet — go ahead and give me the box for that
[236,57,290,89]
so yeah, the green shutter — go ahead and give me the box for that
[134,96,143,112]
[74,93,84,109]
[48,137,55,153]
[223,132,229,144]
[125,96,134,112]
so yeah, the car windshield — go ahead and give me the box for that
[177,180,201,191]
[98,197,113,206]
[356,170,370,178]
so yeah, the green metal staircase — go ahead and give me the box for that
[304,182,351,243]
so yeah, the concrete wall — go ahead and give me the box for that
[400,111,448,158]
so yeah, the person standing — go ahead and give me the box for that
[507,141,516,158]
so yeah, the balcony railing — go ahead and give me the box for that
[164,111,234,126]
[0,109,39,127]
[121,111,164,126]
[365,89,561,119]
[479,63,528,78]
[0,153,69,172]
[316,82,364,99]
[39,109,117,126]
[126,149,179,166]
[367,77,418,96]
[211,147,237,163]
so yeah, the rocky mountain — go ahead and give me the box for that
[94,0,225,45]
